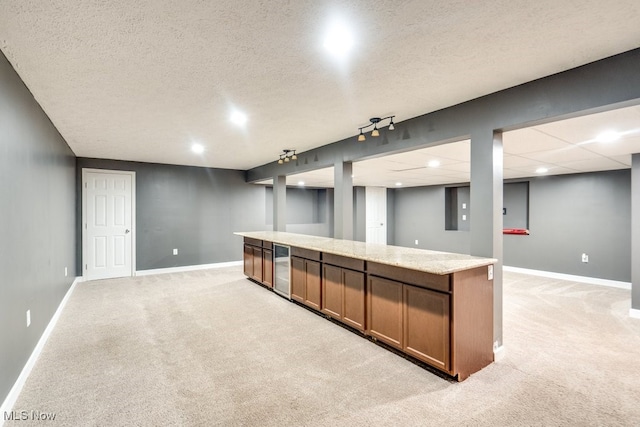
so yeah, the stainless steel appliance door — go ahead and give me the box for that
[273,244,290,299]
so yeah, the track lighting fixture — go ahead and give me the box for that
[357,116,395,142]
[278,149,297,165]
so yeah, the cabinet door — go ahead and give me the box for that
[252,246,263,282]
[243,244,253,277]
[291,256,306,303]
[322,264,343,319]
[305,260,322,311]
[343,269,365,332]
[262,249,273,288]
[403,285,450,371]
[367,276,403,349]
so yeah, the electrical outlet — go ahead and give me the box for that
[488,265,494,280]
[582,253,589,263]
[462,203,466,209]
[462,214,467,221]
[65,267,68,277]
[414,239,419,245]
[173,249,178,255]
[26,310,31,327]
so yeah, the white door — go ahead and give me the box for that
[83,169,135,280]
[366,186,387,244]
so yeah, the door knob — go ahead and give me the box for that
[125,229,130,234]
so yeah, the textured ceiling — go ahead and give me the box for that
[1,1,639,171]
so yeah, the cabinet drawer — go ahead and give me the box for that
[262,240,272,249]
[323,253,365,271]
[244,237,262,247]
[291,247,322,261]
[368,262,450,293]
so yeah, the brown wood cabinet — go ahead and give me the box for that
[366,276,403,349]
[243,243,252,277]
[291,255,321,310]
[403,284,450,371]
[367,275,451,370]
[322,264,365,331]
[262,247,273,288]
[242,238,273,288]
[243,243,263,282]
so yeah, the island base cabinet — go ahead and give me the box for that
[366,276,403,349]
[291,257,306,303]
[322,265,343,319]
[243,243,263,282]
[342,269,365,331]
[243,244,252,277]
[291,256,321,310]
[403,285,450,372]
[262,248,273,288]
[322,266,365,332]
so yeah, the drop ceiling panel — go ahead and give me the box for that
[409,140,471,162]
[508,165,579,177]
[533,106,640,144]
[503,129,572,154]
[560,157,629,173]
[580,136,640,156]
[503,155,547,169]
[519,145,601,163]
[609,155,632,166]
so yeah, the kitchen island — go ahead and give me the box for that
[235,231,497,381]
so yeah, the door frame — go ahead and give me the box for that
[82,168,137,279]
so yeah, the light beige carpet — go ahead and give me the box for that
[5,267,640,426]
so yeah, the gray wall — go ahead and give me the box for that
[0,52,76,407]
[353,187,366,242]
[393,186,471,254]
[504,170,630,281]
[392,170,631,282]
[265,186,333,237]
[76,158,266,272]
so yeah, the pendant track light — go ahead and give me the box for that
[357,116,395,142]
[277,149,297,165]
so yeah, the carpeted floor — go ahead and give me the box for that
[5,267,640,426]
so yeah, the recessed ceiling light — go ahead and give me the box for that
[395,182,403,186]
[323,22,354,58]
[298,181,305,186]
[230,111,248,126]
[191,143,204,154]
[535,167,548,174]
[427,160,441,168]
[595,130,621,143]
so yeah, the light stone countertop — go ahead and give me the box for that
[235,231,497,275]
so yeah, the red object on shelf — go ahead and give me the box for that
[503,228,530,235]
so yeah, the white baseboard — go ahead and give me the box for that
[135,260,243,277]
[493,345,506,362]
[630,308,640,319]
[0,277,81,426]
[503,266,631,290]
